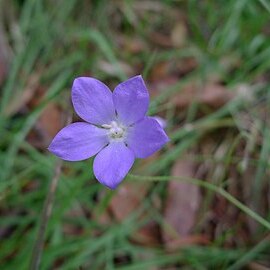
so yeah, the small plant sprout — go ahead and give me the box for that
[48,75,169,189]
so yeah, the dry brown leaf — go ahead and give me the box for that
[248,262,270,270]
[38,102,63,139]
[110,182,150,221]
[172,82,234,109]
[176,57,198,76]
[148,79,233,111]
[150,32,173,48]
[149,62,173,82]
[165,235,210,251]
[200,83,234,107]
[131,221,160,246]
[98,60,134,77]
[120,36,147,54]
[109,182,162,246]
[171,21,187,48]
[148,76,179,100]
[162,158,202,248]
[27,101,63,148]
[149,57,197,84]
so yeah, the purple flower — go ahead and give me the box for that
[48,75,169,189]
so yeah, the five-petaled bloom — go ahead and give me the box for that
[48,75,169,189]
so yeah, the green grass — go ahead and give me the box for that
[0,0,270,269]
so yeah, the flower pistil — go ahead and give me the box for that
[102,121,127,141]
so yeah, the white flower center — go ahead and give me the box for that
[102,121,126,141]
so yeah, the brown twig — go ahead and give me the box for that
[30,160,62,270]
[30,114,72,270]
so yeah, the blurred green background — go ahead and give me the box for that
[0,0,270,269]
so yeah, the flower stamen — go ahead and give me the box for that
[102,121,126,140]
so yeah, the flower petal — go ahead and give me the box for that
[152,116,167,129]
[126,116,169,158]
[48,122,109,161]
[72,77,116,125]
[93,142,135,189]
[113,75,149,125]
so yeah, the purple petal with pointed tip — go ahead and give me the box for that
[48,122,108,161]
[93,142,135,189]
[113,75,149,125]
[126,116,169,158]
[72,77,116,125]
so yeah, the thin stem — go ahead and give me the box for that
[127,174,270,231]
[227,234,270,270]
[257,0,270,14]
[30,114,72,270]
[30,160,62,270]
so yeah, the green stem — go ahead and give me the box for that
[257,0,270,14]
[127,174,270,231]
